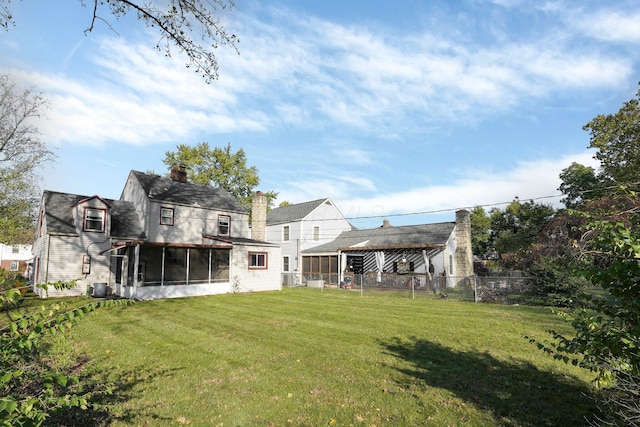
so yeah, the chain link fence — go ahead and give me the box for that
[281,272,535,303]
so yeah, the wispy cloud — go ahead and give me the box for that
[575,9,640,43]
[6,2,631,148]
[334,151,600,227]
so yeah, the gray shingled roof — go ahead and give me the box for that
[131,171,247,213]
[43,191,146,240]
[266,198,328,224]
[302,222,455,254]
[203,235,279,247]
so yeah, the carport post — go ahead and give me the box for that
[132,243,140,299]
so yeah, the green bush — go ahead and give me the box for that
[0,281,134,426]
[0,267,28,293]
[525,258,588,307]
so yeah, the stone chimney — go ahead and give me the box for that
[455,209,474,284]
[251,191,267,241]
[170,165,187,183]
[381,219,393,228]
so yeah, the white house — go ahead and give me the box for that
[31,167,281,299]
[266,198,353,285]
[0,243,32,276]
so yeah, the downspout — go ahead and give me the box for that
[44,234,51,284]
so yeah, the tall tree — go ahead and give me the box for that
[531,90,640,425]
[0,75,55,243]
[488,199,555,268]
[558,162,604,210]
[469,206,490,259]
[535,192,640,425]
[1,0,239,82]
[162,142,277,211]
[583,86,640,186]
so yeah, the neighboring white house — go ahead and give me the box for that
[0,243,32,276]
[266,198,353,286]
[31,167,281,299]
[300,210,474,289]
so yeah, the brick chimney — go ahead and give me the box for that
[251,191,267,241]
[170,165,187,183]
[455,209,474,284]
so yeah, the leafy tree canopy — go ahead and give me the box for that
[487,199,555,266]
[583,86,640,186]
[0,0,239,82]
[469,206,490,258]
[534,88,640,425]
[162,142,277,212]
[558,162,605,210]
[0,75,55,244]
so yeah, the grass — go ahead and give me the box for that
[47,288,599,426]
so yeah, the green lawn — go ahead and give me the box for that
[49,288,599,426]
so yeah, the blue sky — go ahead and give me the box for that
[2,0,639,229]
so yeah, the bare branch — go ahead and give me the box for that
[84,0,239,82]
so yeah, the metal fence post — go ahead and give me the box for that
[474,275,478,303]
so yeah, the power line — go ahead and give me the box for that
[341,180,640,222]
[342,193,565,222]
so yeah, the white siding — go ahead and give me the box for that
[145,201,250,244]
[35,235,112,297]
[266,221,302,272]
[134,282,231,300]
[73,197,111,235]
[121,172,151,236]
[300,201,351,251]
[266,200,351,273]
[230,244,281,293]
[443,230,457,288]
[0,244,32,262]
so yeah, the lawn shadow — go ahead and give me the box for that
[379,337,600,426]
[47,357,180,426]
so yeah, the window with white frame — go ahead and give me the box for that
[160,207,174,225]
[313,226,320,241]
[9,261,18,272]
[12,245,19,254]
[249,251,267,269]
[84,208,105,232]
[218,215,230,236]
[283,225,290,242]
[283,255,290,272]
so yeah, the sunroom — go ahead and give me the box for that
[107,241,233,299]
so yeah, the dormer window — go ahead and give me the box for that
[218,215,230,236]
[84,208,105,232]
